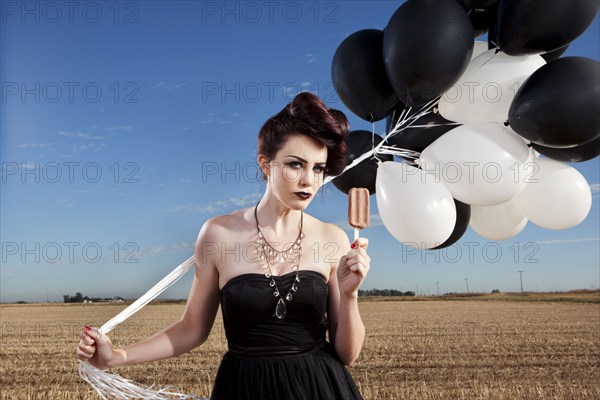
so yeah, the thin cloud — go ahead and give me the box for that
[55,198,78,208]
[58,131,105,140]
[201,115,231,124]
[534,238,600,245]
[140,242,195,258]
[334,213,383,230]
[17,143,54,148]
[105,125,133,131]
[165,192,262,215]
[305,54,317,63]
[71,143,106,152]
[151,81,187,90]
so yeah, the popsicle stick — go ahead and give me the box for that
[354,227,359,241]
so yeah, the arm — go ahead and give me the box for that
[327,227,370,366]
[77,219,221,370]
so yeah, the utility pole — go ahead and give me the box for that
[416,284,419,296]
[464,278,469,294]
[518,270,524,295]
[435,281,440,295]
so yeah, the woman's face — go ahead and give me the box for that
[261,134,328,210]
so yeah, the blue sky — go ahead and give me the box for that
[1,1,598,302]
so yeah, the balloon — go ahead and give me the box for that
[376,161,456,249]
[541,45,569,63]
[332,130,393,194]
[331,29,399,122]
[471,41,489,60]
[432,199,471,249]
[531,136,600,163]
[487,16,498,49]
[456,0,498,10]
[385,110,457,164]
[419,123,532,206]
[439,49,545,124]
[470,198,527,240]
[496,0,600,56]
[509,57,600,148]
[469,1,499,38]
[514,158,592,230]
[383,0,474,105]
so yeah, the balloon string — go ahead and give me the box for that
[402,123,460,129]
[371,122,381,164]
[323,98,440,186]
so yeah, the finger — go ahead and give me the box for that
[353,237,368,251]
[78,343,96,357]
[83,326,102,343]
[346,248,370,263]
[77,347,94,361]
[349,265,366,278]
[79,337,96,346]
[345,249,358,259]
[76,348,90,361]
[79,332,95,345]
[348,260,366,272]
[346,253,369,267]
[348,257,370,271]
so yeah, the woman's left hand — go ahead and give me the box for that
[337,237,370,297]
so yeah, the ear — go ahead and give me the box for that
[257,154,270,176]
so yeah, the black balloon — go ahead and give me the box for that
[469,1,499,38]
[532,136,600,163]
[332,130,393,195]
[432,199,471,249]
[383,0,474,106]
[332,29,400,122]
[541,45,569,63]
[496,0,599,56]
[469,9,491,38]
[509,57,600,148]
[385,108,457,164]
[487,13,498,49]
[456,0,498,11]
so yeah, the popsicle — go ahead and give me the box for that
[348,187,370,241]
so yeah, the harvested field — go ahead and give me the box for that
[1,297,598,399]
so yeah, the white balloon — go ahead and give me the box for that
[418,123,532,206]
[471,41,488,61]
[470,199,528,240]
[514,158,592,229]
[439,49,545,124]
[375,161,456,250]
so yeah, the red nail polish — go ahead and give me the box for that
[351,242,357,249]
[84,325,91,331]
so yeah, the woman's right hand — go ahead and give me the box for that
[76,325,118,370]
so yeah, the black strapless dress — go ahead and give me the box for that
[210,270,364,400]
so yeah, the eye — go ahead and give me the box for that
[313,165,326,174]
[285,161,303,169]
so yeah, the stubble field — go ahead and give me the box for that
[1,295,598,399]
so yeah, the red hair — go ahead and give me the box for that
[257,92,349,180]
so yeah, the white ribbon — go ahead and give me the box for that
[79,256,204,399]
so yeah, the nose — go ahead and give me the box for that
[299,167,316,187]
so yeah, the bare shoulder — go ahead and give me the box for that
[304,213,351,256]
[197,208,252,240]
[194,209,253,264]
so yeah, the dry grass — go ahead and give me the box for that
[1,298,598,399]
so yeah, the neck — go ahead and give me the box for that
[255,192,303,235]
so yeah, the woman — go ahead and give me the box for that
[76,92,371,399]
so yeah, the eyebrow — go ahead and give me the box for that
[285,155,326,166]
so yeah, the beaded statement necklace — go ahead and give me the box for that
[254,202,304,319]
